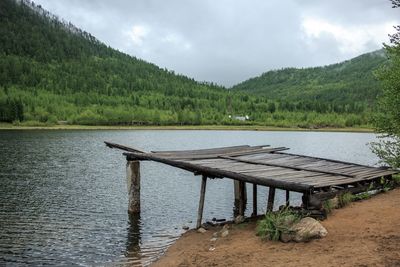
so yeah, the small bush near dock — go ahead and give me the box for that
[338,192,353,207]
[393,175,400,185]
[256,208,301,241]
[323,199,335,213]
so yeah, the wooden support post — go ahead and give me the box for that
[196,175,207,229]
[267,187,276,212]
[286,190,290,206]
[239,181,247,216]
[302,192,310,209]
[126,160,140,213]
[234,180,247,216]
[252,183,257,216]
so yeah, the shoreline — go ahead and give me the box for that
[152,188,400,267]
[0,123,374,133]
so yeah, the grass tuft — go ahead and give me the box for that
[353,192,371,201]
[323,199,335,213]
[393,175,400,185]
[338,192,353,208]
[256,208,302,241]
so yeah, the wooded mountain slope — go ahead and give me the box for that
[0,0,384,128]
[232,50,386,105]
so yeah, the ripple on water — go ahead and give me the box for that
[0,130,378,266]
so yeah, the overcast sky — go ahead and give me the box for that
[34,0,399,86]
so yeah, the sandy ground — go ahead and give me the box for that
[153,188,400,267]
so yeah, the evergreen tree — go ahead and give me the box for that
[371,0,400,168]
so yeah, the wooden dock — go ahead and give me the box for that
[106,142,399,227]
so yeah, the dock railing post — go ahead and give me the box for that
[126,160,140,213]
[196,175,208,229]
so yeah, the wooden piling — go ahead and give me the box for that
[196,175,207,229]
[126,160,140,213]
[302,192,310,209]
[286,190,290,206]
[239,181,247,216]
[267,187,276,212]
[252,183,257,216]
[234,180,247,216]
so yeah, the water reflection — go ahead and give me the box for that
[126,213,142,259]
[0,130,379,266]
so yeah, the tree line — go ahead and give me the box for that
[0,0,378,128]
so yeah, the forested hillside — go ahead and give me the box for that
[232,50,387,113]
[0,0,384,128]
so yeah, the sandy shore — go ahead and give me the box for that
[153,188,400,267]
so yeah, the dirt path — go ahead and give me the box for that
[152,188,400,267]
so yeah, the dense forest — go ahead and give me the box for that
[232,50,387,112]
[0,0,386,128]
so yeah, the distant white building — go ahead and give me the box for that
[229,115,250,121]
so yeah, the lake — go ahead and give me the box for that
[0,130,380,266]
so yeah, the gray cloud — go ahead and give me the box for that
[34,0,399,86]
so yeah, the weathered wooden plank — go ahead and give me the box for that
[226,147,289,157]
[312,181,383,201]
[125,152,312,192]
[349,169,396,177]
[239,153,294,161]
[256,156,312,165]
[105,141,145,153]
[362,169,400,178]
[236,166,290,174]
[183,158,239,166]
[296,162,370,173]
[220,156,355,177]
[310,176,381,188]
[153,145,271,157]
[158,146,287,160]
[284,176,357,186]
[152,145,251,154]
[233,157,339,174]
[276,151,389,169]
[242,169,317,179]
[192,161,247,169]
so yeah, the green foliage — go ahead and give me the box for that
[232,50,386,111]
[371,1,400,168]
[256,208,301,241]
[338,192,353,207]
[393,174,400,185]
[323,199,335,213]
[353,192,371,201]
[0,0,376,128]
[379,176,394,192]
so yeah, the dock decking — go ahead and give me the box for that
[106,142,399,227]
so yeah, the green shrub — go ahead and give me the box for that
[393,175,400,185]
[256,208,301,241]
[353,192,371,201]
[380,176,394,192]
[338,192,353,207]
[323,199,335,213]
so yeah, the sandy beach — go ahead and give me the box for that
[153,188,400,267]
